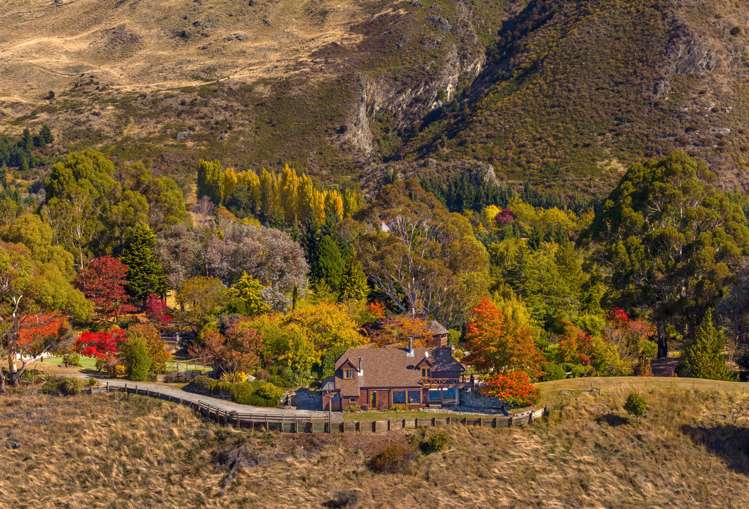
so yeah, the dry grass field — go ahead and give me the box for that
[2,377,749,508]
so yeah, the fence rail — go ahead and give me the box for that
[97,383,547,434]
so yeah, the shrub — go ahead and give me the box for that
[417,430,449,454]
[482,370,540,407]
[220,371,249,384]
[18,369,48,385]
[624,392,647,419]
[542,362,566,381]
[185,376,284,407]
[42,376,86,396]
[121,337,153,381]
[368,442,417,474]
[62,353,81,367]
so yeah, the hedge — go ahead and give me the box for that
[184,376,285,407]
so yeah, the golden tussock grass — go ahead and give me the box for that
[2,378,749,508]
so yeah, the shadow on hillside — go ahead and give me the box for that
[596,413,629,427]
[681,425,749,475]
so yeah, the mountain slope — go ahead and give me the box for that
[405,0,749,194]
[1,0,748,194]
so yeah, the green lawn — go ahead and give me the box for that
[41,355,99,370]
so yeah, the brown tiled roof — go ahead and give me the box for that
[333,346,464,396]
[428,320,449,336]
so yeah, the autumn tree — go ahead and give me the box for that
[226,273,270,316]
[76,256,134,320]
[126,323,170,375]
[464,296,542,375]
[76,329,127,376]
[192,316,262,375]
[0,241,91,390]
[177,276,229,330]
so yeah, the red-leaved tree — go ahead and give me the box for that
[482,370,539,407]
[145,294,172,325]
[76,257,135,320]
[76,329,127,374]
[464,296,542,375]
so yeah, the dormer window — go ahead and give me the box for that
[343,368,355,379]
[421,368,431,378]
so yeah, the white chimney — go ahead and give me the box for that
[407,337,415,357]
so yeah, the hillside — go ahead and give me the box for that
[2,378,749,508]
[1,0,748,194]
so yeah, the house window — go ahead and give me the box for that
[393,390,406,404]
[408,390,421,404]
[343,368,354,379]
[420,368,431,378]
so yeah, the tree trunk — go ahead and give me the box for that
[657,322,668,359]
[0,368,5,394]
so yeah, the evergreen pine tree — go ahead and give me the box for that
[681,310,734,380]
[121,223,167,304]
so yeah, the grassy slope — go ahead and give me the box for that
[2,377,749,508]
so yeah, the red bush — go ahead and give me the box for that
[482,370,539,407]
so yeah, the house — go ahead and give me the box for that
[322,339,466,411]
[427,320,449,347]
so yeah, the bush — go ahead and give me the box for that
[42,376,86,396]
[19,369,48,385]
[368,442,417,474]
[542,362,566,381]
[624,392,647,419]
[220,371,249,384]
[121,337,153,381]
[62,353,81,367]
[482,370,540,407]
[417,430,449,455]
[185,376,284,407]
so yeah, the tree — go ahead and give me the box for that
[76,329,126,376]
[482,370,539,407]
[42,150,119,268]
[177,276,228,330]
[681,310,734,380]
[145,294,172,325]
[359,179,490,326]
[121,336,152,381]
[121,223,167,304]
[339,258,369,302]
[192,317,262,375]
[227,273,270,316]
[316,235,345,290]
[0,242,92,390]
[75,256,134,320]
[589,152,749,357]
[464,296,542,375]
[126,323,170,375]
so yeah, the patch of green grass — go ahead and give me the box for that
[41,355,99,371]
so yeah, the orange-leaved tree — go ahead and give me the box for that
[464,296,542,376]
